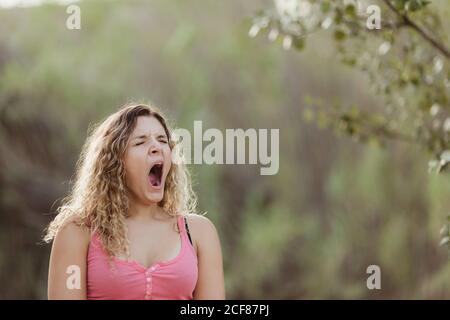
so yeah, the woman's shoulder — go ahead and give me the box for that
[184,213,220,252]
[53,216,91,248]
[184,213,216,229]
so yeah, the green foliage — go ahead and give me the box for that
[251,0,450,162]
[395,0,431,12]
[251,0,450,252]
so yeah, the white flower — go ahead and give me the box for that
[283,35,293,50]
[378,42,391,55]
[321,16,333,30]
[268,28,279,41]
[275,0,299,18]
[440,150,450,164]
[275,0,312,19]
[444,118,450,133]
[433,56,444,74]
[248,25,260,38]
[298,0,312,18]
[430,103,440,117]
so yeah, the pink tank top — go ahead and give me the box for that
[87,215,198,300]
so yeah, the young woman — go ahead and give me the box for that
[44,103,225,300]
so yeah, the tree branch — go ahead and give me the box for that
[382,0,450,59]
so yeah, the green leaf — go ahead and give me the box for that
[334,29,347,41]
[302,108,314,122]
[334,9,343,25]
[321,1,331,13]
[344,4,356,17]
[405,0,430,12]
[293,37,305,50]
[394,0,408,10]
[342,57,357,66]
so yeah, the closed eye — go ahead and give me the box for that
[132,134,167,146]
[156,134,168,144]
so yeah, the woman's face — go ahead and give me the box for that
[123,115,172,205]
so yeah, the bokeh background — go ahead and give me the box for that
[1,0,450,299]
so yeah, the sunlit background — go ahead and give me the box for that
[1,0,450,299]
[0,0,78,8]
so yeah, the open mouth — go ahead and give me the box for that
[148,162,163,188]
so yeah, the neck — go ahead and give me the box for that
[127,200,165,221]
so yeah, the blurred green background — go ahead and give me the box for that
[1,0,450,299]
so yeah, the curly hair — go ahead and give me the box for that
[43,103,198,258]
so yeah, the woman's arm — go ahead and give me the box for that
[47,221,90,300]
[189,215,226,300]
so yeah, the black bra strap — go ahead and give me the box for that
[184,216,193,245]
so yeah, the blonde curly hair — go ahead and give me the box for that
[43,103,197,258]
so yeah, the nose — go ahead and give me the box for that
[148,138,163,155]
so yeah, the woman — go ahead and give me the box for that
[44,103,225,300]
